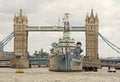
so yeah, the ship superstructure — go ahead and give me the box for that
[50,13,76,56]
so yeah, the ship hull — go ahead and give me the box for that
[49,54,82,72]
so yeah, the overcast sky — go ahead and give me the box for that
[0,0,120,57]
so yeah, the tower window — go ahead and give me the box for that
[19,26,20,29]
[91,26,92,30]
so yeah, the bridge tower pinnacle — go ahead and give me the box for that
[11,9,29,68]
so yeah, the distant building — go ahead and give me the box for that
[32,49,49,58]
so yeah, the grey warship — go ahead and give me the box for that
[49,13,83,71]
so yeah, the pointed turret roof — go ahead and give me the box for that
[19,9,23,17]
[14,14,16,18]
[95,13,98,21]
[90,9,94,18]
[85,13,89,21]
[86,13,89,19]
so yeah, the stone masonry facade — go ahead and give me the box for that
[10,9,29,68]
[85,9,99,59]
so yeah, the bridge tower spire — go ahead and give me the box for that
[19,9,22,17]
[11,9,29,68]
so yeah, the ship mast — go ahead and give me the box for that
[63,13,70,39]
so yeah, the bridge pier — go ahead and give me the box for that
[10,58,29,68]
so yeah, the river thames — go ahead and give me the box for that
[0,67,120,82]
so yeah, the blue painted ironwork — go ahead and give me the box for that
[98,32,120,53]
[0,32,14,51]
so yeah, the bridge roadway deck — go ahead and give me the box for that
[26,26,85,32]
[101,63,120,68]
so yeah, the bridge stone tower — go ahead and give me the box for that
[10,9,29,68]
[85,9,99,59]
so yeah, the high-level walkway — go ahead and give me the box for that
[26,26,85,32]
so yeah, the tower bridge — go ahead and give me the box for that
[0,9,119,68]
[0,8,101,68]
[10,9,100,68]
